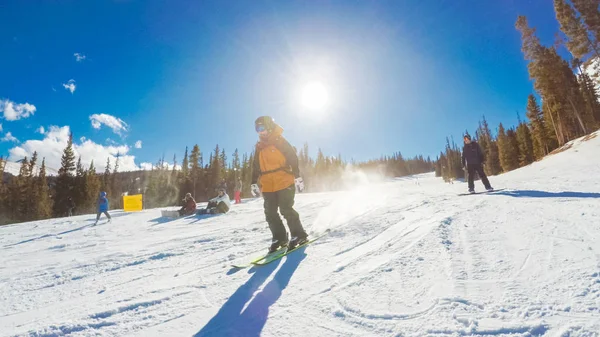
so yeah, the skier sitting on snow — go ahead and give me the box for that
[197,188,231,215]
[461,133,493,193]
[179,193,197,216]
[94,191,112,225]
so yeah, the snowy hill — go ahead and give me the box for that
[2,161,59,177]
[1,132,600,336]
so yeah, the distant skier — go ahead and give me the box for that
[67,197,75,217]
[251,116,308,253]
[179,193,197,216]
[94,191,111,225]
[198,188,231,215]
[234,177,242,204]
[462,133,493,193]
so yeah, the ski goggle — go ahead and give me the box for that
[255,124,267,133]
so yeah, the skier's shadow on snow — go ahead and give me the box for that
[194,249,307,337]
[493,190,600,199]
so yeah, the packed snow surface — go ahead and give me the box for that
[1,132,600,336]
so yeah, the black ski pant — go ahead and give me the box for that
[96,211,111,221]
[467,164,492,191]
[263,184,307,242]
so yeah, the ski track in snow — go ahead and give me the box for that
[1,131,600,336]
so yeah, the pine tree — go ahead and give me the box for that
[554,0,599,60]
[189,145,202,199]
[516,121,535,167]
[220,148,227,187]
[209,144,222,192]
[181,146,189,178]
[476,116,502,175]
[35,158,52,219]
[506,128,521,169]
[498,124,520,172]
[24,152,38,220]
[486,140,502,175]
[516,16,593,146]
[102,157,111,196]
[171,154,178,182]
[86,161,101,213]
[244,152,255,197]
[28,152,38,177]
[232,148,241,180]
[578,70,600,123]
[73,157,88,215]
[111,155,121,209]
[526,94,550,159]
[497,124,509,172]
[53,134,76,217]
[571,0,600,53]
[15,158,30,221]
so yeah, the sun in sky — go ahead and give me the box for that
[301,81,329,111]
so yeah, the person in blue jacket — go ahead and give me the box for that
[94,191,112,225]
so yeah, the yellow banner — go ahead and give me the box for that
[123,194,143,212]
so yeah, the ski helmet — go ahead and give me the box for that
[100,191,107,197]
[185,192,192,198]
[255,116,275,133]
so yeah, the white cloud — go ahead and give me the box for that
[8,125,140,172]
[1,132,18,142]
[106,138,118,145]
[62,79,76,94]
[0,123,2,132]
[74,53,86,62]
[140,162,154,170]
[90,113,129,135]
[134,140,142,149]
[36,126,45,134]
[0,99,36,121]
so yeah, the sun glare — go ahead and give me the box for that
[301,82,329,110]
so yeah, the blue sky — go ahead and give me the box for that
[0,0,560,171]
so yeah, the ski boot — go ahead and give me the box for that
[486,187,494,192]
[468,189,475,194]
[288,235,309,250]
[268,239,288,254]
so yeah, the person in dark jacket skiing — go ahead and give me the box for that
[461,133,493,193]
[94,191,111,225]
[251,116,308,253]
[179,193,197,216]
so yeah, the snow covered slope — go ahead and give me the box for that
[2,161,59,177]
[1,131,600,337]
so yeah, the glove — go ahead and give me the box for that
[250,184,260,197]
[295,177,304,193]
